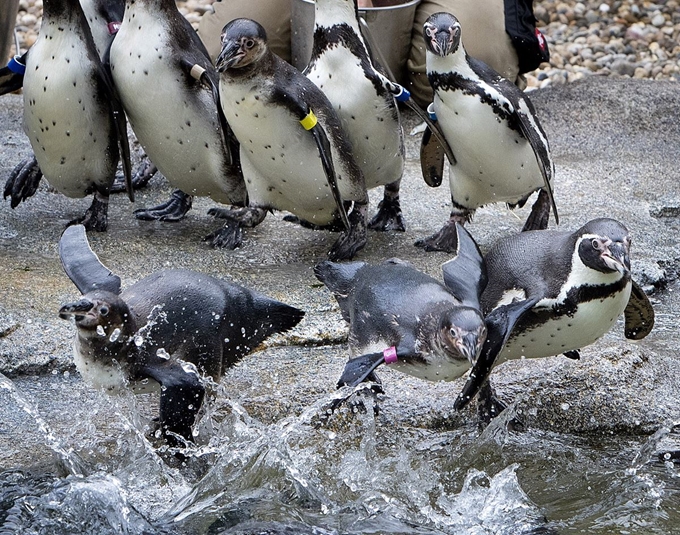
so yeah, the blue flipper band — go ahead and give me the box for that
[427,103,437,121]
[8,55,26,75]
[393,85,410,102]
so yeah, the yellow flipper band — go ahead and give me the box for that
[300,110,318,130]
[190,64,206,80]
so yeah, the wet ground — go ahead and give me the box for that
[1,77,680,533]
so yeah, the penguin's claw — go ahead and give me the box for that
[328,228,367,261]
[204,219,243,249]
[68,194,109,233]
[134,190,192,221]
[368,197,406,232]
[283,214,345,232]
[111,157,157,193]
[4,156,43,208]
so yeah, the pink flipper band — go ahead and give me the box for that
[107,22,121,35]
[383,346,397,364]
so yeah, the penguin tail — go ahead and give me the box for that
[264,301,305,336]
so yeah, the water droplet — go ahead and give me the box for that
[224,338,230,343]
[134,335,144,347]
[560,402,570,411]
[109,328,121,342]
[156,348,170,360]
[96,325,106,336]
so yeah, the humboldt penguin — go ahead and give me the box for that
[417,11,558,252]
[453,218,655,420]
[3,0,132,231]
[58,225,305,445]
[315,223,487,389]
[109,0,247,247]
[215,18,368,261]
[305,0,405,232]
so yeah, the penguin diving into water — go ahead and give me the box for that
[109,0,248,247]
[454,218,655,420]
[3,0,132,231]
[215,18,369,261]
[417,11,558,252]
[315,223,487,392]
[58,225,305,446]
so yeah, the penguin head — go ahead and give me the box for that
[438,306,486,364]
[575,218,631,275]
[59,290,133,340]
[423,12,462,57]
[215,18,268,71]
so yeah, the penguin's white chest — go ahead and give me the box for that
[306,46,403,189]
[220,80,341,225]
[22,28,114,197]
[110,10,234,203]
[434,90,544,208]
[500,281,632,362]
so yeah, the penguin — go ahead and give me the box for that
[79,0,124,58]
[314,223,487,388]
[3,0,132,231]
[214,18,368,261]
[57,225,305,445]
[304,0,406,232]
[109,0,247,247]
[453,218,655,419]
[416,12,559,252]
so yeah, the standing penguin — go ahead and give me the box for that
[417,12,558,252]
[215,18,368,261]
[79,0,124,58]
[305,0,405,232]
[58,225,305,445]
[4,0,132,231]
[453,218,655,419]
[109,0,247,247]
[315,223,487,389]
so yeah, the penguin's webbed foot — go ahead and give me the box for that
[134,189,192,221]
[111,157,157,193]
[208,206,267,228]
[368,196,406,232]
[328,207,367,261]
[4,156,43,208]
[521,189,551,232]
[477,381,524,431]
[414,218,464,253]
[204,218,243,249]
[68,192,109,232]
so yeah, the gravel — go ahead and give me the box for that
[9,0,679,89]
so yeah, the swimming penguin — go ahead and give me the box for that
[214,18,368,261]
[416,12,558,252]
[3,0,132,231]
[109,0,247,247]
[58,225,305,445]
[453,218,655,419]
[304,0,406,232]
[314,223,487,388]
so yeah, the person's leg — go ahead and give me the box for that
[198,0,292,62]
[407,0,521,107]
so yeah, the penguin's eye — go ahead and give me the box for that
[99,306,109,317]
[244,38,255,49]
[591,238,603,250]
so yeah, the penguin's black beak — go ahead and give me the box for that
[458,332,482,364]
[424,19,461,57]
[59,299,94,321]
[215,39,243,72]
[604,240,631,274]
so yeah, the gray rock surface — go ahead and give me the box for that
[1,78,679,467]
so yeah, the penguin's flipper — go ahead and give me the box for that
[441,223,488,308]
[454,296,540,410]
[401,98,456,165]
[0,52,27,95]
[308,118,351,232]
[337,351,386,388]
[420,125,445,187]
[4,156,43,208]
[624,280,655,340]
[59,224,122,295]
[139,359,205,446]
[314,260,366,322]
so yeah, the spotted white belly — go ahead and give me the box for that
[220,80,352,225]
[22,27,114,198]
[434,91,544,209]
[306,46,403,190]
[110,8,234,204]
[499,282,632,363]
